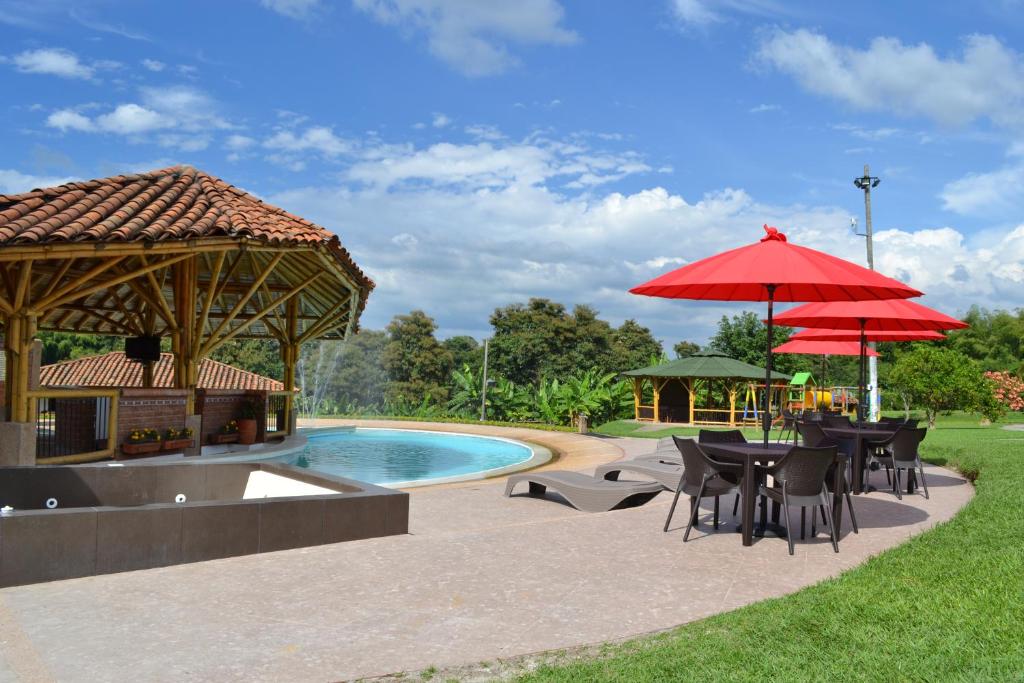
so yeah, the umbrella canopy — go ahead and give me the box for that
[772,300,965,421]
[790,328,946,342]
[623,350,792,380]
[772,299,967,332]
[773,340,879,356]
[629,225,922,302]
[629,225,920,444]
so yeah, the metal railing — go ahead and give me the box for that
[265,391,291,437]
[29,389,119,464]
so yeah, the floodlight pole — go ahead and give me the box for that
[854,164,881,422]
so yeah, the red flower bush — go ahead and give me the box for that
[985,371,1024,412]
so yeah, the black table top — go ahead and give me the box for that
[701,441,792,462]
[822,426,898,440]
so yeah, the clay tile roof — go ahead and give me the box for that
[0,165,373,292]
[40,352,286,391]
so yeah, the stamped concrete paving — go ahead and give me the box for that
[0,425,972,682]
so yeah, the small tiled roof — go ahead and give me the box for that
[0,165,372,291]
[40,352,285,391]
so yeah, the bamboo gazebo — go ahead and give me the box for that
[622,351,791,426]
[0,166,373,464]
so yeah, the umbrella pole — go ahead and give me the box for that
[859,320,867,423]
[763,285,776,446]
[821,354,826,409]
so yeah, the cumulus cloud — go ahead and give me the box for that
[940,164,1024,216]
[43,86,230,150]
[352,0,578,76]
[141,59,165,72]
[9,48,94,79]
[671,0,785,27]
[263,126,353,157]
[0,169,74,194]
[260,132,1020,344]
[432,112,451,128]
[757,29,1024,129]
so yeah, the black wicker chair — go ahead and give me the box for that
[697,429,747,514]
[868,427,929,499]
[760,445,840,555]
[823,414,854,429]
[666,437,743,541]
[777,408,798,444]
[793,422,858,535]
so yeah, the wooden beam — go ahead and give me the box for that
[195,249,226,342]
[39,258,74,300]
[201,270,318,357]
[296,296,351,344]
[120,277,178,332]
[201,252,285,353]
[34,253,192,313]
[13,260,33,310]
[29,256,126,313]
[138,255,178,332]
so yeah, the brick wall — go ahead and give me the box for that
[117,389,187,455]
[197,390,267,445]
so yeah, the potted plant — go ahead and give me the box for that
[211,421,240,444]
[237,396,260,445]
[122,428,161,456]
[162,427,195,452]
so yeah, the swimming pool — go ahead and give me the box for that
[272,428,541,486]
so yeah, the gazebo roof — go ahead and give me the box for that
[0,165,372,341]
[40,352,285,392]
[622,350,792,381]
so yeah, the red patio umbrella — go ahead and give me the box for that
[773,340,880,356]
[773,300,967,420]
[790,328,946,342]
[630,225,921,444]
[774,339,878,408]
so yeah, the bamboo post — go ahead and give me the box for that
[282,297,299,435]
[729,384,737,427]
[652,378,661,423]
[688,378,695,425]
[632,377,641,420]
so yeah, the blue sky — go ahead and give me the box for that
[2,0,1023,348]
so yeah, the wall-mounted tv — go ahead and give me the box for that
[125,336,161,363]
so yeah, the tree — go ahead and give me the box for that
[441,335,482,375]
[888,346,998,427]
[382,310,453,406]
[210,339,283,381]
[674,340,701,358]
[707,311,797,375]
[37,332,120,365]
[611,319,663,371]
[945,307,1024,374]
[326,330,389,411]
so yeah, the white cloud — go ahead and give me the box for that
[226,134,257,151]
[832,123,902,141]
[96,104,172,134]
[263,126,353,157]
[432,112,451,128]
[46,109,96,132]
[352,0,578,76]
[940,164,1024,216]
[0,169,74,194]
[671,0,785,27]
[757,29,1024,128]
[9,48,94,79]
[42,86,230,150]
[261,0,322,19]
[141,59,165,72]
[258,129,1022,344]
[749,103,780,113]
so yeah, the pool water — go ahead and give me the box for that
[275,428,534,485]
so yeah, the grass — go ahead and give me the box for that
[521,412,1024,682]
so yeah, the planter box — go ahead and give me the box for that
[121,441,161,456]
[162,438,195,452]
[210,433,239,445]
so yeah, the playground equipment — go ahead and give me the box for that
[739,381,788,424]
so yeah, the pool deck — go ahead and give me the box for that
[0,421,973,682]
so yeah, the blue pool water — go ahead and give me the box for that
[275,428,534,485]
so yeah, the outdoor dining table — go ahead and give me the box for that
[820,425,898,494]
[700,442,846,547]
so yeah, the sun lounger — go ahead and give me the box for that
[504,471,663,512]
[594,459,682,490]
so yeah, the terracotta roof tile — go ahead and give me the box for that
[0,165,373,293]
[40,352,286,392]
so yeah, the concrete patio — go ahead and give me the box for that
[0,424,972,682]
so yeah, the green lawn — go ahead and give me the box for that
[523,412,1024,682]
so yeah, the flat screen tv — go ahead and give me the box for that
[125,336,161,363]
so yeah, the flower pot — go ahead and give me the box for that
[210,433,239,445]
[237,418,258,445]
[162,438,194,452]
[122,441,161,456]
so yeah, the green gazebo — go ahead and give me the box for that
[622,351,792,426]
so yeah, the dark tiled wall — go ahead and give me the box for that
[0,464,408,587]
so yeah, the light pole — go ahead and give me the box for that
[853,165,881,422]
